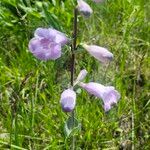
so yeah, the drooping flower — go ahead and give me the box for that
[60,89,76,112]
[79,82,120,111]
[77,0,93,17]
[82,44,113,63]
[74,69,88,86]
[28,27,68,60]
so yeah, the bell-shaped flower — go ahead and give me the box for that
[28,27,68,60]
[82,44,113,63]
[74,69,88,86]
[60,89,76,112]
[77,0,93,17]
[79,82,120,111]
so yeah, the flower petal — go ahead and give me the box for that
[60,89,76,112]
[103,88,120,111]
[79,82,120,111]
[32,43,61,60]
[34,28,54,39]
[79,82,104,98]
[48,28,69,46]
[28,38,41,53]
[82,44,113,63]
[77,0,93,17]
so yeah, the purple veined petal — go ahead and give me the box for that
[48,28,69,46]
[77,0,93,17]
[34,28,55,39]
[28,37,41,53]
[32,43,61,60]
[82,44,113,63]
[60,89,76,112]
[79,82,120,111]
[48,43,61,60]
[29,37,61,60]
[102,87,120,111]
[103,87,120,103]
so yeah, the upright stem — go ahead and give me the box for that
[71,8,78,86]
[70,8,78,150]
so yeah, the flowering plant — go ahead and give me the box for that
[28,0,120,148]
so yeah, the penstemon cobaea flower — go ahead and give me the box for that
[60,89,76,112]
[27,0,121,147]
[82,44,113,63]
[28,28,68,60]
[79,82,120,111]
[77,0,93,17]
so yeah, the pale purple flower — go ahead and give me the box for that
[79,82,120,111]
[82,44,113,63]
[28,27,68,60]
[60,89,76,112]
[77,0,93,17]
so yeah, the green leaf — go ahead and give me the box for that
[64,116,81,138]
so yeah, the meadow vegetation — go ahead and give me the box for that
[0,0,149,149]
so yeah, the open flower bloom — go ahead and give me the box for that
[74,69,88,86]
[79,82,120,111]
[60,89,76,112]
[77,0,93,17]
[28,28,68,60]
[82,44,113,63]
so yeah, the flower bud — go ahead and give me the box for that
[77,0,93,17]
[82,44,113,63]
[79,82,120,111]
[74,69,88,86]
[60,89,76,112]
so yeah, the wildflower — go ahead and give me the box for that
[77,0,93,17]
[74,69,88,86]
[82,44,113,63]
[28,28,68,60]
[60,89,76,112]
[79,82,120,111]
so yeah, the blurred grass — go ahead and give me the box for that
[0,0,149,149]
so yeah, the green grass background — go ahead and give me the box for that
[0,0,149,149]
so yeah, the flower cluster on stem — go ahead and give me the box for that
[28,0,120,113]
[28,1,121,149]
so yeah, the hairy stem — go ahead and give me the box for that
[71,8,78,86]
[70,7,78,150]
